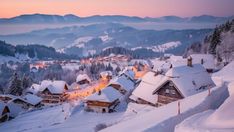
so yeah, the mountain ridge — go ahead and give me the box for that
[0,13,233,24]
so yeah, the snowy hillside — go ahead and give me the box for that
[175,61,234,132]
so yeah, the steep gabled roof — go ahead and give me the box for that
[76,74,91,83]
[132,64,215,104]
[119,69,135,81]
[22,94,42,106]
[131,71,167,104]
[86,86,122,102]
[109,74,135,92]
[40,80,68,94]
[154,64,215,97]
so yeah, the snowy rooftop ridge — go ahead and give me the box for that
[132,64,215,104]
[40,80,68,94]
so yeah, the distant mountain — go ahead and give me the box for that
[0,40,75,60]
[0,23,212,57]
[0,14,233,24]
[188,15,233,23]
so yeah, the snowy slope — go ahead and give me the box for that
[101,84,228,132]
[175,62,234,132]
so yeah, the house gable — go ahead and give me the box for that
[154,81,184,99]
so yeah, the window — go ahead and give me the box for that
[165,89,169,94]
[170,89,176,95]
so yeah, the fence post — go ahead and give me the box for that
[208,86,211,96]
[178,101,180,115]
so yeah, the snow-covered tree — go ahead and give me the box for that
[216,31,234,63]
[6,73,23,96]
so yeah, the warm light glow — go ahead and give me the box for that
[1,0,233,18]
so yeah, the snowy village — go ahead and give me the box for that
[0,0,234,132]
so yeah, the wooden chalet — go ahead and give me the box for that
[85,73,135,113]
[38,80,69,104]
[76,74,91,85]
[131,61,215,107]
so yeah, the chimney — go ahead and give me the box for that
[98,90,101,95]
[187,56,193,67]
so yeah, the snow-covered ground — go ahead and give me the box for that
[1,61,233,132]
[175,61,234,132]
[131,41,182,53]
[101,83,228,132]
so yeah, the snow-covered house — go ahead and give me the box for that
[100,71,112,81]
[85,73,135,113]
[0,94,17,103]
[38,80,69,104]
[26,84,41,95]
[0,102,10,123]
[9,94,42,109]
[76,74,91,85]
[190,54,215,73]
[153,63,215,106]
[131,60,215,107]
[119,69,135,81]
[130,71,165,106]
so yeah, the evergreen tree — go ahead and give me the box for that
[6,73,23,96]
[209,27,221,54]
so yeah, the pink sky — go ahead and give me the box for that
[1,0,234,18]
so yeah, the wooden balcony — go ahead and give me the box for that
[158,95,179,105]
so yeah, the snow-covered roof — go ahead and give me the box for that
[109,74,135,92]
[22,94,42,106]
[86,86,123,102]
[190,54,215,69]
[27,84,41,94]
[40,80,68,94]
[76,74,91,83]
[0,94,18,100]
[119,69,135,81]
[131,72,167,104]
[132,64,215,104]
[158,64,215,97]
[100,71,112,77]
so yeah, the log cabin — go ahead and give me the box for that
[38,80,69,104]
[131,62,215,107]
[0,102,10,123]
